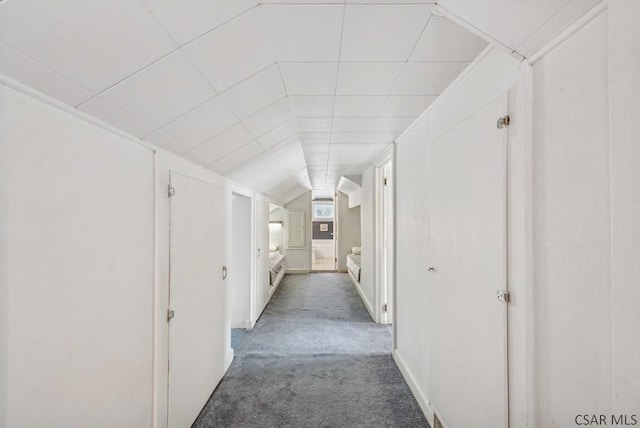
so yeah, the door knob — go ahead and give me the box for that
[222,266,228,280]
[426,266,435,272]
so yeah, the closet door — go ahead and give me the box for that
[168,172,226,428]
[428,96,509,428]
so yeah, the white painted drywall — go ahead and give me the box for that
[609,0,640,414]
[530,8,640,424]
[231,194,252,329]
[394,46,521,425]
[359,166,376,318]
[395,4,640,426]
[284,191,312,272]
[1,83,155,428]
[0,104,8,427]
[336,191,361,272]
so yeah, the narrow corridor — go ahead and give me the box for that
[193,273,429,428]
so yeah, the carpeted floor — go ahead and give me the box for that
[193,273,429,428]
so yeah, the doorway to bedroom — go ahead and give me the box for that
[311,191,336,271]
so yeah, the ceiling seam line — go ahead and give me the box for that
[325,1,348,189]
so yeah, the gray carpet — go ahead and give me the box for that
[193,273,429,428]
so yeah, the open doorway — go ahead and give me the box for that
[311,191,336,271]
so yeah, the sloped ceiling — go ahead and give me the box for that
[0,0,601,203]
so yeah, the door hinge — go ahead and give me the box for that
[496,289,510,303]
[168,184,176,197]
[383,304,388,312]
[384,177,388,186]
[167,309,175,321]
[496,115,511,129]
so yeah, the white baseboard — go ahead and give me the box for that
[231,319,251,329]
[224,348,234,374]
[393,349,434,426]
[347,271,375,321]
[285,268,310,274]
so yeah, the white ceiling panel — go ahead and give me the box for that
[0,0,177,92]
[279,63,338,96]
[297,133,331,145]
[328,143,390,164]
[336,63,404,96]
[331,117,375,133]
[257,120,296,150]
[243,97,292,137]
[331,132,370,144]
[78,96,156,138]
[391,62,469,95]
[262,5,344,62]
[410,16,487,62]
[183,7,275,92]
[101,50,215,127]
[437,0,582,53]
[333,96,387,117]
[380,95,437,117]
[295,118,333,133]
[144,130,192,155]
[302,144,330,166]
[366,132,398,143]
[289,96,335,117]
[211,141,265,175]
[182,149,212,167]
[141,0,258,45]
[160,96,238,147]
[371,116,416,133]
[340,4,433,62]
[0,42,93,107]
[193,123,255,165]
[221,64,286,119]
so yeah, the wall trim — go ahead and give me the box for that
[348,270,375,321]
[285,268,310,274]
[393,349,434,426]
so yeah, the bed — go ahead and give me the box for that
[268,249,286,289]
[346,252,361,284]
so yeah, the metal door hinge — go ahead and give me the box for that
[383,304,388,312]
[167,309,175,321]
[384,177,388,186]
[496,289,510,303]
[168,184,176,197]
[496,115,511,129]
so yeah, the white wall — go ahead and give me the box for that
[359,167,376,318]
[231,195,252,329]
[531,6,640,424]
[0,76,268,428]
[336,191,361,272]
[609,0,640,415]
[284,191,312,273]
[394,3,640,426]
[254,197,271,319]
[0,83,155,428]
[394,46,521,425]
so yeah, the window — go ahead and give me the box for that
[313,203,334,219]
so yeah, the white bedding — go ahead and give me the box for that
[346,253,361,282]
[268,251,286,285]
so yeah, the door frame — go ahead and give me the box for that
[374,148,394,324]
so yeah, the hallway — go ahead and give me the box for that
[193,273,428,428]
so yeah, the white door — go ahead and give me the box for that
[254,199,270,318]
[168,172,226,428]
[428,96,508,427]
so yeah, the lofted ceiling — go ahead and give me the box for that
[0,0,600,203]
